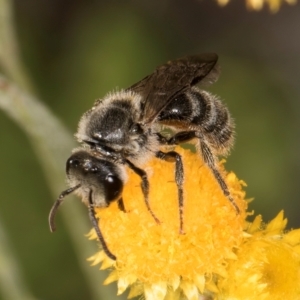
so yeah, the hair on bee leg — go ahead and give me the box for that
[199,138,240,214]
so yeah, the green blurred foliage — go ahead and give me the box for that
[0,0,300,299]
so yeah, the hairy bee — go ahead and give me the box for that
[49,53,238,260]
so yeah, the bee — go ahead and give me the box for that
[49,53,239,260]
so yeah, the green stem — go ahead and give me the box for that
[0,218,38,300]
[0,0,33,92]
[0,0,122,297]
[0,76,120,300]
[0,0,124,297]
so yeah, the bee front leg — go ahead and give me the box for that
[87,190,117,260]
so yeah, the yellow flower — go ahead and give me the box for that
[87,146,300,299]
[88,147,248,300]
[217,0,297,12]
[246,0,297,12]
[218,211,300,300]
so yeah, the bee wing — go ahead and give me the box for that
[128,53,219,124]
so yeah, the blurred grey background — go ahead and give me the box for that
[0,0,299,299]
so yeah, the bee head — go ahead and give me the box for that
[66,150,125,207]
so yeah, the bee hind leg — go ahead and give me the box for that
[158,131,240,214]
[156,150,185,234]
[197,135,240,214]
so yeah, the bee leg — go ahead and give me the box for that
[125,159,160,224]
[197,136,240,213]
[156,151,185,234]
[87,190,117,260]
[117,198,126,212]
[158,132,240,213]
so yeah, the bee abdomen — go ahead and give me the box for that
[190,89,234,153]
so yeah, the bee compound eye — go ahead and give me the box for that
[130,123,143,134]
[103,174,123,203]
[66,157,81,173]
[69,159,80,167]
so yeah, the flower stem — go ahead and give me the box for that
[0,75,122,300]
[0,218,38,300]
[0,0,123,297]
[0,0,33,92]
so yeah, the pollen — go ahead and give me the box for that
[87,147,248,299]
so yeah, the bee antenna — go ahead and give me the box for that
[48,185,81,232]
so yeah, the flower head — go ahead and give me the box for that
[87,146,300,299]
[88,147,248,300]
[218,211,300,300]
